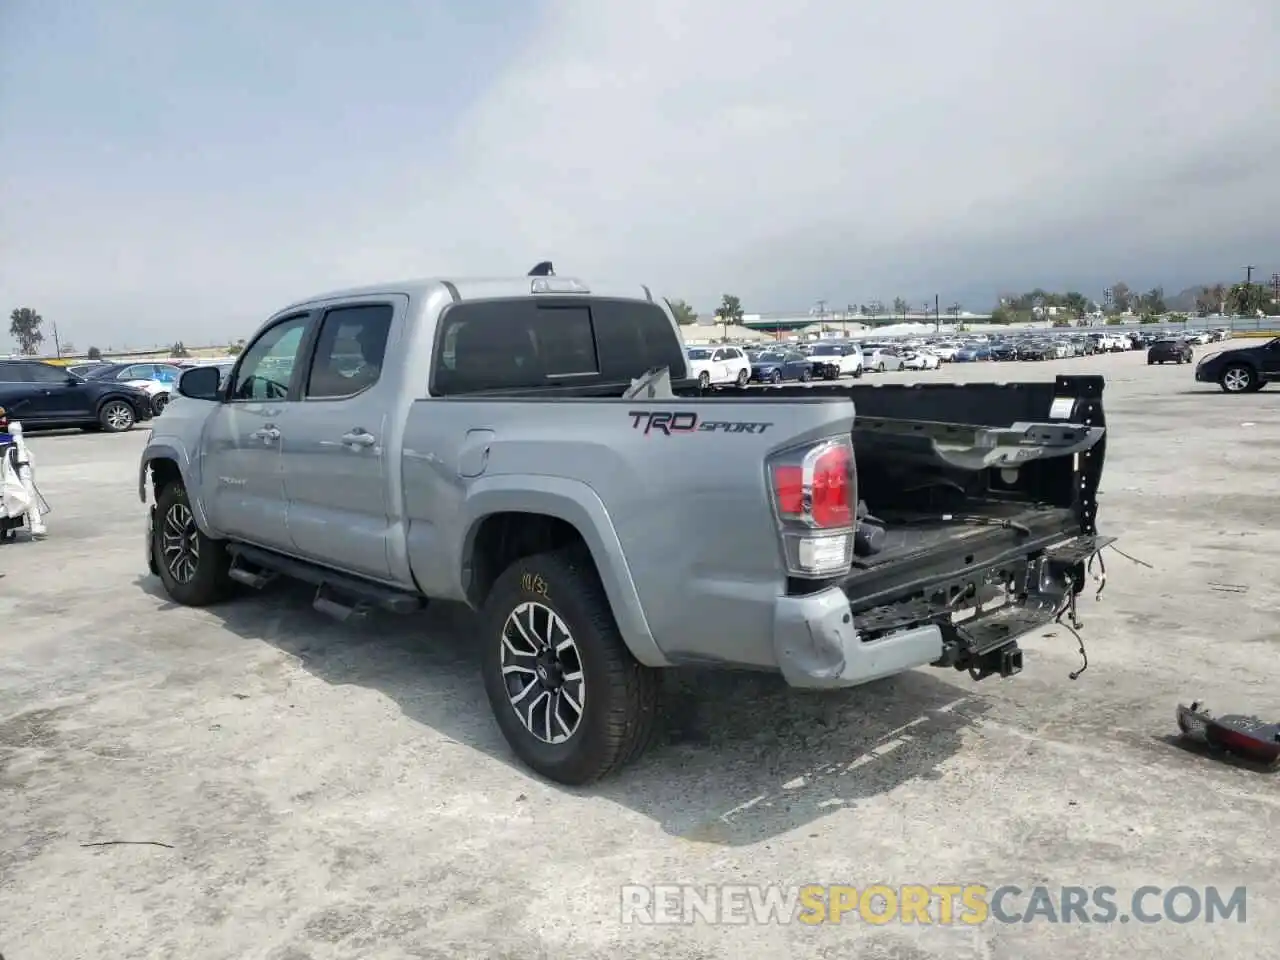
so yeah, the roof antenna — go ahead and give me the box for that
[528,261,555,277]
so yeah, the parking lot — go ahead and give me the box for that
[2,349,1277,959]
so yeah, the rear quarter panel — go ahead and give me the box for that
[401,396,855,668]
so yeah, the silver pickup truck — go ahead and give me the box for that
[142,268,1110,784]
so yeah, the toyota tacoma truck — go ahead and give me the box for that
[141,267,1110,784]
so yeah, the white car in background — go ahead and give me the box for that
[930,341,961,362]
[861,344,905,372]
[805,341,865,378]
[901,349,941,370]
[684,345,752,387]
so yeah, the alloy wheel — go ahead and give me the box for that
[104,401,134,431]
[161,502,201,583]
[500,601,585,745]
[1222,367,1252,393]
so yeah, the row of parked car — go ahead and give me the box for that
[684,327,1235,385]
[0,356,237,433]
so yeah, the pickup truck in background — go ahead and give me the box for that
[141,267,1110,784]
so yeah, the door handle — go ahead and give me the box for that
[250,426,281,443]
[340,429,377,448]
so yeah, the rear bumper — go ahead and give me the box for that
[772,533,1111,689]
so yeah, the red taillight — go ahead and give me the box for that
[773,465,804,515]
[811,445,852,527]
[771,443,853,529]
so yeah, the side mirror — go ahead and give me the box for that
[178,366,222,401]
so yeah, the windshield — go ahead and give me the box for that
[685,349,711,360]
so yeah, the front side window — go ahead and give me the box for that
[229,315,310,401]
[305,303,393,399]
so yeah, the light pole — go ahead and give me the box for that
[1245,265,1256,285]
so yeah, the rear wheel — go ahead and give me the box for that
[736,368,749,387]
[479,548,660,785]
[152,392,169,415]
[1220,364,1257,394]
[852,365,863,379]
[697,371,711,390]
[152,481,233,606]
[98,399,136,432]
[876,362,885,373]
[769,370,782,384]
[800,367,812,382]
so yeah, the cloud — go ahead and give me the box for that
[2,0,1277,345]
[414,0,1279,311]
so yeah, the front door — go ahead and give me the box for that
[24,363,95,419]
[1260,339,1280,379]
[201,313,312,549]
[275,299,400,580]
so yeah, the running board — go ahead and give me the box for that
[225,543,426,618]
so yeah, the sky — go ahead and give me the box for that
[1,0,1277,350]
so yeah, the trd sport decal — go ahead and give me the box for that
[628,411,774,436]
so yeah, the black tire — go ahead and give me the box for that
[852,365,863,378]
[1147,359,1155,365]
[97,399,136,432]
[152,481,233,606]
[876,362,885,373]
[800,367,812,382]
[770,370,782,384]
[736,368,749,387]
[152,392,169,415]
[479,548,660,785]
[1220,364,1257,394]
[697,371,711,390]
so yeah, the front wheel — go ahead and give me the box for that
[98,399,136,432]
[1220,364,1257,394]
[152,481,233,606]
[479,548,660,785]
[770,370,782,384]
[876,362,885,373]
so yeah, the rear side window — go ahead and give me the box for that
[591,299,684,380]
[26,363,66,384]
[0,362,29,382]
[432,297,680,395]
[305,303,393,399]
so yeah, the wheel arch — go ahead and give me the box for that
[140,444,214,533]
[460,479,668,667]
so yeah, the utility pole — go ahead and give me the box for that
[1245,265,1255,285]
[52,322,62,358]
[934,293,940,332]
[1271,273,1280,303]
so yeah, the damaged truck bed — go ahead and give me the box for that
[694,374,1111,686]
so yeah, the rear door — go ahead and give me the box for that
[0,362,42,419]
[276,299,401,580]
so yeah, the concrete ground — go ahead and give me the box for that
[2,350,1277,960]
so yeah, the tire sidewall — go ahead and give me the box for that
[1222,365,1254,393]
[479,554,628,783]
[99,399,136,432]
[153,483,227,605]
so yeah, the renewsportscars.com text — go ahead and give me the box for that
[620,884,1247,926]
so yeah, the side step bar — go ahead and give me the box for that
[226,543,426,620]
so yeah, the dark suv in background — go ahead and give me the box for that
[0,360,154,431]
